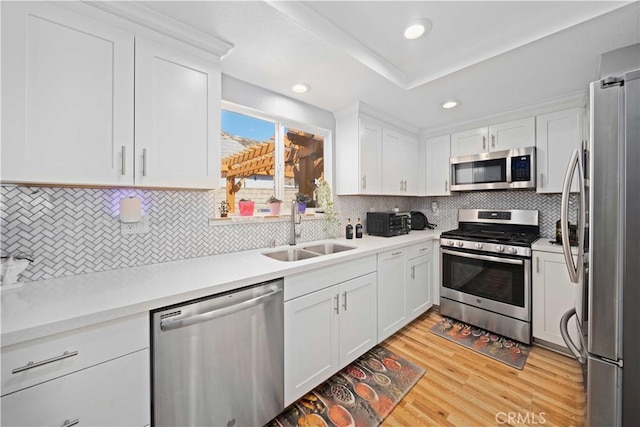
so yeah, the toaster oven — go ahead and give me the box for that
[366,212,411,237]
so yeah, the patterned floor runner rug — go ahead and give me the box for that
[266,345,425,427]
[429,317,531,370]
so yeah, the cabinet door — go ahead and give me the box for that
[450,127,488,157]
[407,254,433,321]
[377,249,407,342]
[1,2,134,186]
[536,108,583,193]
[400,134,419,195]
[338,273,377,367]
[424,134,452,196]
[489,117,535,152]
[359,117,383,194]
[382,127,403,195]
[532,251,580,348]
[284,286,339,405]
[135,37,221,189]
[1,350,150,427]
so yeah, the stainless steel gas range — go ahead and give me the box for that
[439,209,539,344]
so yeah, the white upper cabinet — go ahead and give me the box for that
[421,134,451,196]
[336,104,418,196]
[536,108,584,193]
[400,133,419,195]
[381,128,418,195]
[451,127,489,157]
[135,38,221,189]
[382,127,402,194]
[1,2,223,189]
[450,117,535,157]
[1,2,135,186]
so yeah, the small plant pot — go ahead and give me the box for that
[268,202,282,216]
[297,202,307,214]
[238,201,255,216]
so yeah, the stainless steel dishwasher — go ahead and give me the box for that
[152,279,284,427]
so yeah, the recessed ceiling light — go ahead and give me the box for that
[442,100,460,109]
[292,83,310,94]
[404,19,432,40]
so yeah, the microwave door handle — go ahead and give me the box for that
[561,149,584,284]
[506,155,512,183]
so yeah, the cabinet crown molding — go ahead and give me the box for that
[334,101,419,136]
[84,1,234,58]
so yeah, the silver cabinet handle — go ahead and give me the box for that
[411,265,415,279]
[391,251,403,256]
[482,136,486,150]
[335,294,340,314]
[491,134,496,148]
[12,350,79,374]
[362,175,366,190]
[400,180,404,191]
[540,173,544,188]
[404,180,408,191]
[121,146,126,176]
[342,291,347,311]
[419,247,429,252]
[445,180,448,192]
[536,256,540,273]
[61,419,79,427]
[142,148,148,177]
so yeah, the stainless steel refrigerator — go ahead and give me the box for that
[559,69,639,426]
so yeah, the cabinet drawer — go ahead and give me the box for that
[1,313,148,396]
[1,349,150,427]
[407,241,433,259]
[284,255,376,301]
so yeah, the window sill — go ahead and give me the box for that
[208,213,325,227]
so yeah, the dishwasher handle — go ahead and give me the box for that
[160,288,283,331]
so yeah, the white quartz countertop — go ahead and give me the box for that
[1,231,442,347]
[532,238,579,254]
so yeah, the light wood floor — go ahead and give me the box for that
[380,308,585,427]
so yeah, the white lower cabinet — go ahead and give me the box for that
[284,265,377,406]
[1,313,150,426]
[1,349,150,427]
[377,249,407,342]
[406,243,433,320]
[532,249,580,350]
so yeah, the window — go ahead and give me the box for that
[219,104,329,214]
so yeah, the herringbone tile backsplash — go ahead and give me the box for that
[1,185,328,282]
[1,185,571,282]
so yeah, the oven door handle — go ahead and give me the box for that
[441,248,525,265]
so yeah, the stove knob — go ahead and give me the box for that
[456,241,464,247]
[475,243,483,249]
[496,245,505,252]
[507,247,517,254]
[447,240,455,246]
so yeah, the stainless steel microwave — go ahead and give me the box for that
[449,146,536,191]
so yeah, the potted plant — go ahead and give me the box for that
[238,198,255,216]
[266,196,282,216]
[295,192,312,214]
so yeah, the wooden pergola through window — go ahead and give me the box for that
[221,130,324,211]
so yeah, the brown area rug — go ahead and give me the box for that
[265,345,425,427]
[429,317,531,370]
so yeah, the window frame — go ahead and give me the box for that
[221,101,333,205]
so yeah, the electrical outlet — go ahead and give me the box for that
[121,215,149,235]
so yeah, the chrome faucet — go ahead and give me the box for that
[289,199,301,245]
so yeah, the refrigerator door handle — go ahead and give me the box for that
[560,307,585,363]
[560,149,585,284]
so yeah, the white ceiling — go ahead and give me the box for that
[142,1,639,132]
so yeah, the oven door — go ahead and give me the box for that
[440,248,531,321]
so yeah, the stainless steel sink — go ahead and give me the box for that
[302,243,357,255]
[262,248,319,262]
[262,242,356,261]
